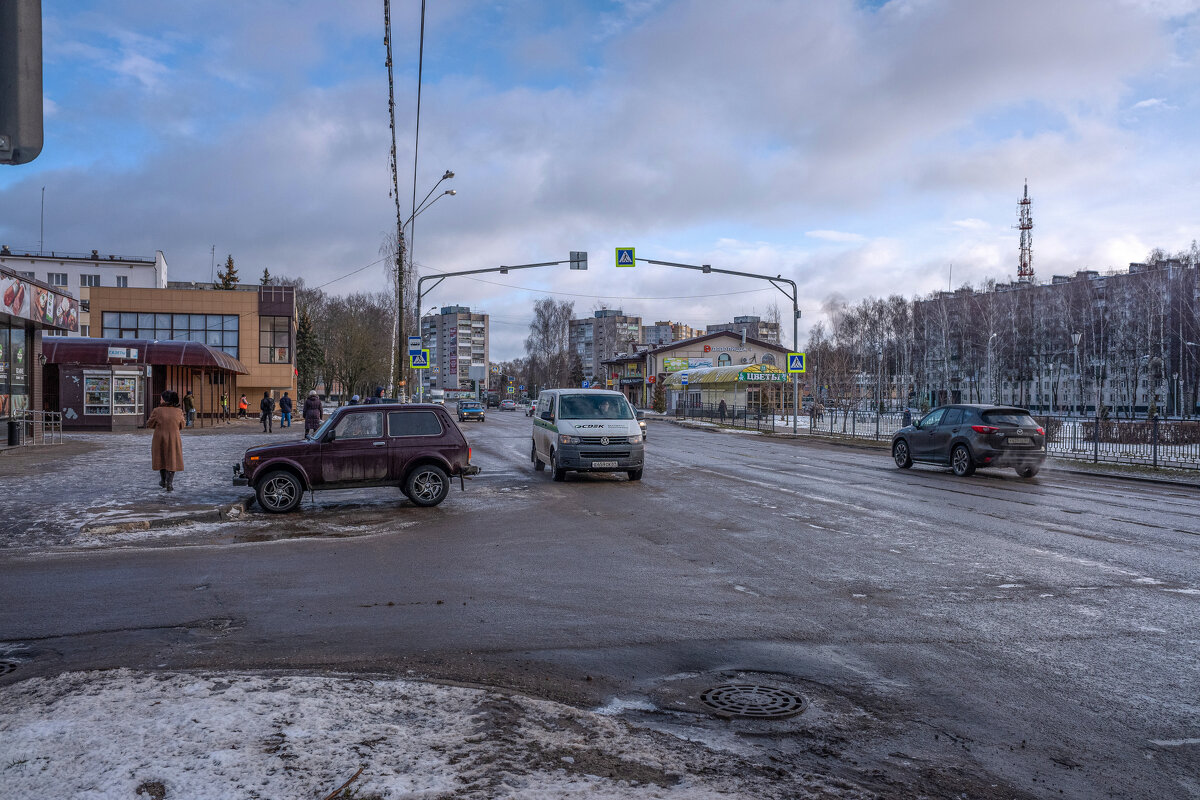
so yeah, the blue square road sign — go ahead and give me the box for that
[616,247,635,267]
[787,352,806,373]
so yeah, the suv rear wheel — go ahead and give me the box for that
[405,464,450,507]
[1016,465,1040,479]
[893,440,913,469]
[951,444,975,477]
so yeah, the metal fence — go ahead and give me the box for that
[10,410,64,446]
[1037,416,1200,470]
[808,409,910,441]
[674,403,779,433]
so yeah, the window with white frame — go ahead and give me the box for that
[80,274,101,287]
[115,275,128,288]
[47,272,68,286]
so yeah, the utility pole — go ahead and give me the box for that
[383,0,408,398]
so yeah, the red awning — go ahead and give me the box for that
[42,338,249,374]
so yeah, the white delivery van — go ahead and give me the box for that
[531,389,645,481]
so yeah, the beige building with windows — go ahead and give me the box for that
[87,283,296,401]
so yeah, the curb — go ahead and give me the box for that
[80,496,255,535]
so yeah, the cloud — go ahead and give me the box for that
[1130,97,1176,110]
[953,218,991,231]
[806,230,866,243]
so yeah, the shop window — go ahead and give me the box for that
[259,316,291,363]
[84,374,112,415]
[112,374,143,415]
[717,353,731,366]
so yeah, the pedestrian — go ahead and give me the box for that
[260,391,276,433]
[182,390,196,427]
[302,389,323,436]
[238,394,248,418]
[372,386,385,404]
[718,398,727,423]
[348,394,360,406]
[220,392,229,422]
[147,390,185,492]
[279,391,293,428]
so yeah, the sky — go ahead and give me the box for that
[2,0,1199,360]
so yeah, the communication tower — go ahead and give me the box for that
[1016,180,1034,283]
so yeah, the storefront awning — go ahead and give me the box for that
[42,338,250,374]
[661,364,789,387]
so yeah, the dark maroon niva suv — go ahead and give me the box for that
[891,404,1047,479]
[233,403,479,513]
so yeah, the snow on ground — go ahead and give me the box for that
[0,670,801,800]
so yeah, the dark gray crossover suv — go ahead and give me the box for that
[891,404,1046,478]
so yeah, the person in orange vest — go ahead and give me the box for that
[238,394,249,418]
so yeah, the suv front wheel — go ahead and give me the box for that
[893,440,913,469]
[256,469,304,513]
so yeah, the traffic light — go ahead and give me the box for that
[0,0,43,166]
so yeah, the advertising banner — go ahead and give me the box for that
[737,364,788,383]
[687,358,713,368]
[2,270,79,332]
[663,357,688,372]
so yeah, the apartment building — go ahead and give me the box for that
[641,320,697,347]
[569,309,642,382]
[421,305,489,391]
[706,315,780,344]
[0,246,168,337]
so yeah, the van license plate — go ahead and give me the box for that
[591,460,618,468]
[1007,437,1031,445]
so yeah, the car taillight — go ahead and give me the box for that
[971,425,999,434]
[1036,427,1045,435]
[468,447,472,463]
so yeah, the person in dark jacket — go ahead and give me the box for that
[348,394,360,406]
[182,390,196,427]
[302,390,323,436]
[260,391,275,433]
[279,391,293,427]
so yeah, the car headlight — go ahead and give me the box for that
[627,435,642,444]
[559,434,579,445]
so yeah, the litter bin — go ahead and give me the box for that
[8,418,24,446]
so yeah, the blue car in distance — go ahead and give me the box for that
[457,400,486,423]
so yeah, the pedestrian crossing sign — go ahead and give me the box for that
[410,349,430,369]
[787,352,806,373]
[616,247,635,267]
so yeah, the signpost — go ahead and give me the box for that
[616,247,635,267]
[681,372,689,386]
[582,380,589,388]
[787,352,806,373]
[407,336,422,355]
[410,350,430,369]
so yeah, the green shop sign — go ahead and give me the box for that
[738,369,787,382]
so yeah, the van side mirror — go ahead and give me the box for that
[635,410,645,421]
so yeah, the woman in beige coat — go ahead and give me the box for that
[147,390,185,491]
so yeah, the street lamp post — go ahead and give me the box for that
[640,258,802,434]
[875,344,883,438]
[1071,332,1082,418]
[415,254,587,402]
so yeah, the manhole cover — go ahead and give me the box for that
[699,684,808,719]
[0,660,18,676]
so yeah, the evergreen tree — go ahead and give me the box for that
[215,255,239,289]
[652,381,667,414]
[260,267,272,286]
[295,307,323,394]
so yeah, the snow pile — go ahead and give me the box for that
[0,670,806,800]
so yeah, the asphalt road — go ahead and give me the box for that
[2,410,1198,798]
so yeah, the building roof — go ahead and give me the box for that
[647,330,790,356]
[42,338,250,374]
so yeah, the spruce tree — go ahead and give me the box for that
[216,255,239,289]
[260,267,272,285]
[295,307,323,394]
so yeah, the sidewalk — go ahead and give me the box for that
[0,425,295,549]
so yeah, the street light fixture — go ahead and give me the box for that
[414,253,588,402]
[639,257,802,434]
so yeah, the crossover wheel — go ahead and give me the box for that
[551,449,566,482]
[951,444,975,477]
[627,468,643,481]
[256,470,303,513]
[1016,465,1040,479]
[405,464,450,507]
[532,441,545,471]
[893,440,913,469]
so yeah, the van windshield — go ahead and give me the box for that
[559,394,634,420]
